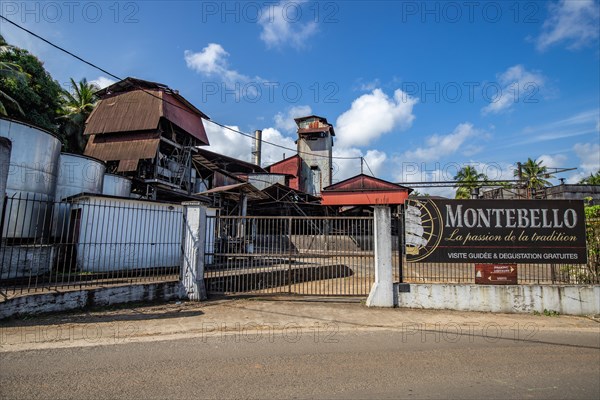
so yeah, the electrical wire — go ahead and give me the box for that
[0,14,363,162]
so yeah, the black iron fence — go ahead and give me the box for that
[204,215,375,296]
[0,194,182,299]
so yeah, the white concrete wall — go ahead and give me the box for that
[395,283,600,315]
[0,282,183,320]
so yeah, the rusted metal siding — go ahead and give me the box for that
[321,191,410,206]
[162,92,209,145]
[324,174,412,192]
[267,155,300,191]
[294,115,336,136]
[84,133,160,163]
[84,89,209,145]
[247,173,287,190]
[213,171,243,188]
[84,90,163,135]
[321,174,412,206]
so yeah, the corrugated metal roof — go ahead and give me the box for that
[117,159,139,172]
[323,174,413,193]
[84,133,160,162]
[162,92,209,144]
[85,88,209,145]
[197,182,267,200]
[96,77,209,119]
[294,115,336,136]
[84,90,162,135]
[193,148,266,173]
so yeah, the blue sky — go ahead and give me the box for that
[1,0,599,196]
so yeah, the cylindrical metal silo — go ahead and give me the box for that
[52,153,106,239]
[0,137,11,202]
[0,118,61,240]
[102,174,132,197]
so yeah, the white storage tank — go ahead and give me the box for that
[0,118,61,240]
[102,174,132,197]
[52,153,106,239]
[0,136,11,202]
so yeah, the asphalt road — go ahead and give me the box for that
[1,325,599,399]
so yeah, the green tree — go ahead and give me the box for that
[0,36,28,116]
[59,77,99,153]
[0,34,63,134]
[515,158,553,190]
[409,190,430,197]
[454,165,486,199]
[579,170,600,185]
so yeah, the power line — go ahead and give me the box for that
[362,157,375,177]
[0,14,362,163]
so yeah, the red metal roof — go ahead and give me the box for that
[321,174,412,206]
[323,174,413,193]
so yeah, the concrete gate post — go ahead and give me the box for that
[366,206,394,307]
[180,202,207,301]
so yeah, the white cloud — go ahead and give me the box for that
[335,89,417,147]
[536,0,600,51]
[203,121,297,168]
[482,65,545,115]
[259,127,298,166]
[537,153,568,168]
[204,121,254,162]
[184,43,262,86]
[353,78,382,92]
[498,109,600,149]
[401,123,484,162]
[274,105,312,132]
[567,142,600,183]
[331,148,387,183]
[90,76,116,89]
[574,142,600,174]
[258,0,318,49]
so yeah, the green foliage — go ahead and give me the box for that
[514,158,553,190]
[58,77,99,153]
[409,190,430,197]
[0,36,28,116]
[579,171,600,185]
[0,34,64,135]
[583,203,600,281]
[453,165,486,199]
[562,202,600,284]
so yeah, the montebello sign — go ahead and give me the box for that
[405,199,587,264]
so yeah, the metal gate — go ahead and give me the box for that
[204,216,375,296]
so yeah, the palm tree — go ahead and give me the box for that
[515,158,553,191]
[579,171,600,185]
[0,36,27,116]
[59,77,99,153]
[454,166,486,199]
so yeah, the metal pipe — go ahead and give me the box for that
[252,130,262,167]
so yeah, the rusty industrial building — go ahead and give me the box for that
[82,77,413,216]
